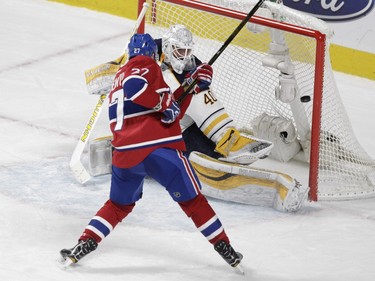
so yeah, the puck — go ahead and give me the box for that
[300,95,311,103]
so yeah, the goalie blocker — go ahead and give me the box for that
[88,136,308,212]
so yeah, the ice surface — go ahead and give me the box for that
[1,1,375,280]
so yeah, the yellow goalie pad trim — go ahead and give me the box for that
[190,152,293,200]
[191,161,289,200]
[215,128,255,157]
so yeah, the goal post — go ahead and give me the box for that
[138,0,375,201]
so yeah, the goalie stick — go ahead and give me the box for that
[70,2,150,184]
[177,0,265,104]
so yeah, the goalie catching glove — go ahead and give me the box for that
[184,63,213,94]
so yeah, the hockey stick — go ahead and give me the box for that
[177,0,265,104]
[70,93,107,184]
[70,2,150,184]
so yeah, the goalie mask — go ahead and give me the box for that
[162,24,196,74]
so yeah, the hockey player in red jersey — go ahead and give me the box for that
[60,33,243,270]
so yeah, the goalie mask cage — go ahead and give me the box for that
[138,0,375,201]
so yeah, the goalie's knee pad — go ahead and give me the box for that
[214,128,274,165]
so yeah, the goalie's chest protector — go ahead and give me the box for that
[108,56,186,168]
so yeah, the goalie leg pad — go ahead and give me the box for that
[189,151,308,212]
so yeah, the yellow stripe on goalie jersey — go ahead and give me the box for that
[202,113,230,138]
[191,161,289,199]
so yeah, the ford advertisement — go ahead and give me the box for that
[283,0,375,21]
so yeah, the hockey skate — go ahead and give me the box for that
[214,240,244,274]
[215,128,273,165]
[59,238,98,266]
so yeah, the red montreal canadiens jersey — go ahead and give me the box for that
[108,55,186,168]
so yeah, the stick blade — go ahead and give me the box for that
[70,159,91,184]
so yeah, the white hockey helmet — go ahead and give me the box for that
[162,24,195,74]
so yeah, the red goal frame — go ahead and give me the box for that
[138,0,326,201]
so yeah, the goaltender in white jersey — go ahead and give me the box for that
[157,24,273,165]
[86,24,309,212]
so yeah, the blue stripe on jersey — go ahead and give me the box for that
[199,216,223,239]
[109,99,151,121]
[108,102,116,121]
[123,75,148,100]
[88,218,111,237]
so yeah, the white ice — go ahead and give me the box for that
[1,0,375,280]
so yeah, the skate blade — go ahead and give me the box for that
[58,255,75,268]
[234,263,245,275]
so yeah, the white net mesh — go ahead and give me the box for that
[143,0,375,199]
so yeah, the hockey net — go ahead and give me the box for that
[140,0,375,200]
